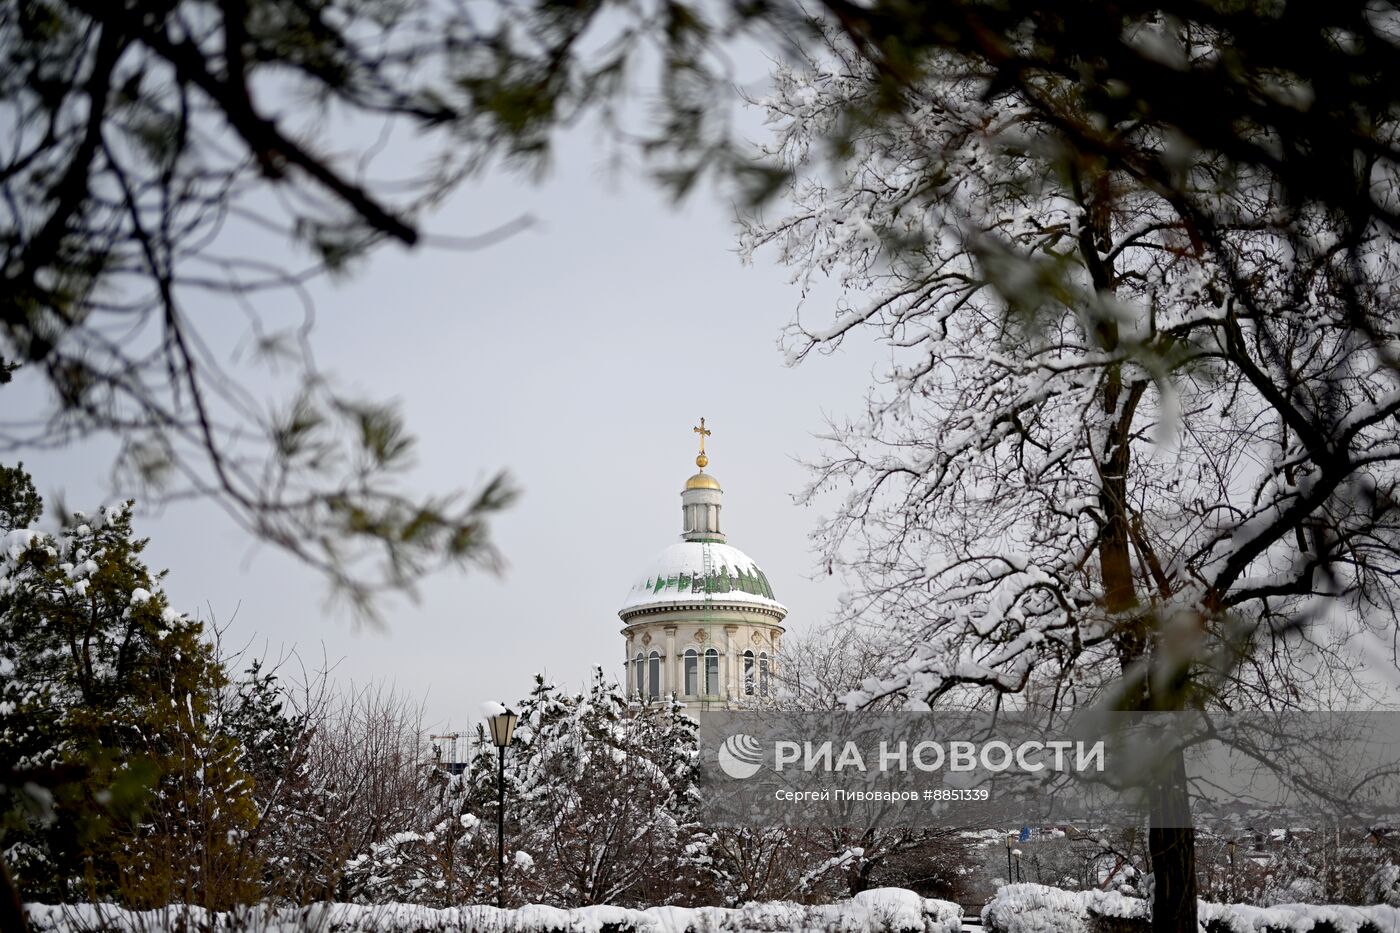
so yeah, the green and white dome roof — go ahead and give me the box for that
[618,431,788,624]
[618,540,787,618]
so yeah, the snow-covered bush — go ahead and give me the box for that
[1196,901,1400,933]
[850,888,962,932]
[23,889,963,933]
[982,883,1103,933]
[983,884,1400,933]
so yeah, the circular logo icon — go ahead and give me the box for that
[717,733,764,779]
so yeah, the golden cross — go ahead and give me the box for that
[693,418,712,455]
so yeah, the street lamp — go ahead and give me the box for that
[487,707,519,909]
[1005,833,1015,882]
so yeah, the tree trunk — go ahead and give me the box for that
[1098,367,1199,929]
[1075,174,1199,930]
[1148,744,1197,932]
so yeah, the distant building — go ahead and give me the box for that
[618,420,787,711]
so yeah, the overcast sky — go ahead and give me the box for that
[8,71,893,736]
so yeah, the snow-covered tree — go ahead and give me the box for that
[501,671,706,907]
[772,625,905,712]
[1366,862,1400,908]
[743,30,1400,931]
[220,658,331,901]
[341,769,496,906]
[0,482,258,907]
[299,682,439,901]
[768,625,978,900]
[339,671,706,909]
[1193,831,1398,907]
[696,825,827,904]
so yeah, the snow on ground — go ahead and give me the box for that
[28,886,1400,933]
[25,889,962,933]
[981,883,1400,933]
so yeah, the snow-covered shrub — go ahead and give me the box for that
[983,883,1151,933]
[984,886,1400,933]
[982,883,1095,933]
[1079,889,1151,932]
[1197,901,1400,933]
[23,889,964,933]
[850,888,962,933]
[250,667,983,910]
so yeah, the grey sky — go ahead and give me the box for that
[8,89,890,734]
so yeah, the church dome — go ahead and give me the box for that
[618,541,787,620]
[618,421,788,708]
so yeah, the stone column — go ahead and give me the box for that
[664,625,678,697]
[625,635,634,696]
[725,625,739,699]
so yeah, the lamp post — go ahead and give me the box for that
[1005,833,1015,882]
[487,707,519,909]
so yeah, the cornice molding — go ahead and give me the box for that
[619,601,787,624]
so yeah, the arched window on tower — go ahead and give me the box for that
[759,652,770,697]
[683,649,698,696]
[648,651,661,700]
[704,648,720,695]
[743,650,755,696]
[634,653,644,697]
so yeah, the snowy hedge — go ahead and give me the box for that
[981,883,1138,933]
[1197,901,1400,933]
[982,883,1400,933]
[25,888,962,933]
